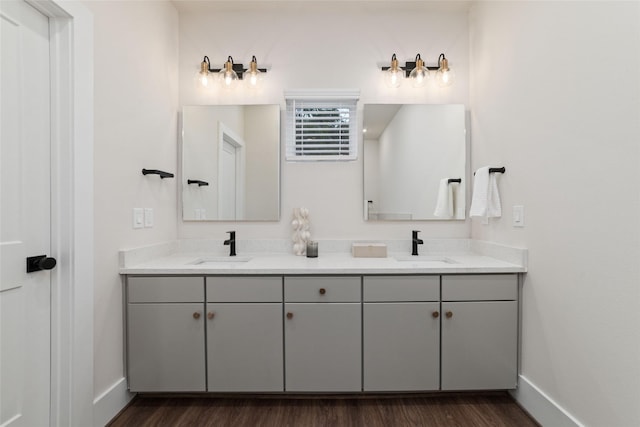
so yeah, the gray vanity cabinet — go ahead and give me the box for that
[206,277,283,392]
[362,276,440,391]
[127,276,206,392]
[440,274,518,390]
[284,277,362,392]
[125,273,520,394]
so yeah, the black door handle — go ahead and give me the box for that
[26,255,57,273]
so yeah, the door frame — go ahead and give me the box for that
[217,121,245,219]
[25,1,94,426]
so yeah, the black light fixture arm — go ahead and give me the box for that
[142,169,174,179]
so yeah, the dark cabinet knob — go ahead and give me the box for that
[26,255,57,273]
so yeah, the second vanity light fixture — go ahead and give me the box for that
[382,53,455,88]
[196,55,267,89]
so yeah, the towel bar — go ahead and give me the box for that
[142,169,174,179]
[474,167,505,176]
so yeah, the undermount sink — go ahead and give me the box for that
[394,256,458,264]
[189,256,252,265]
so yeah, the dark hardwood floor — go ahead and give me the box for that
[107,392,540,427]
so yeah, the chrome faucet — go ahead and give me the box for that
[224,231,236,256]
[412,230,423,256]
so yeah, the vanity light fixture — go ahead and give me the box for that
[195,55,268,90]
[381,53,454,88]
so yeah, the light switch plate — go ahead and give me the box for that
[133,208,144,229]
[144,208,154,227]
[513,205,525,227]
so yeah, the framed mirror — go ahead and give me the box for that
[182,105,280,221]
[363,104,466,220]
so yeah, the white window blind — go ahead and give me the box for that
[285,94,358,161]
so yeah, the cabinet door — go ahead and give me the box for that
[284,303,361,392]
[441,301,518,390]
[363,302,440,391]
[127,303,206,392]
[207,303,283,392]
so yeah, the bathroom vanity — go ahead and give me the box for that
[121,241,526,394]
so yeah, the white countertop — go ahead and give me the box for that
[119,247,526,275]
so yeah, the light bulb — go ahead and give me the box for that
[384,54,404,88]
[194,56,214,89]
[245,56,263,89]
[408,54,430,88]
[435,55,455,88]
[219,56,239,89]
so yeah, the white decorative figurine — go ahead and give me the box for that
[292,207,311,255]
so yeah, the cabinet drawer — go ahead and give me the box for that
[206,276,282,302]
[363,276,439,302]
[128,276,204,303]
[442,275,517,301]
[284,277,361,302]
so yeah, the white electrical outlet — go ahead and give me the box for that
[513,205,525,227]
[144,208,154,227]
[133,208,144,229]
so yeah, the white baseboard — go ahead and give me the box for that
[510,375,583,427]
[93,377,134,427]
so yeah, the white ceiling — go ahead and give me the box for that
[362,104,403,140]
[172,0,474,14]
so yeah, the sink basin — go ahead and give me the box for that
[394,256,458,264]
[189,256,252,265]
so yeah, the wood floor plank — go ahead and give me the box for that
[107,393,540,427]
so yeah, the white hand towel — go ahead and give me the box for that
[487,172,502,217]
[434,178,454,218]
[470,167,502,218]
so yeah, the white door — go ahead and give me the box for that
[219,139,237,220]
[1,1,52,426]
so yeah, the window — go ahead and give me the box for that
[285,90,359,161]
